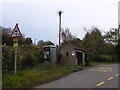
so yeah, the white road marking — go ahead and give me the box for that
[96,82,105,87]
[107,77,113,80]
[115,74,119,77]
[89,67,112,72]
[91,69,94,71]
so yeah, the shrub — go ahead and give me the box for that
[2,45,44,72]
[116,38,120,62]
[57,51,62,64]
[2,46,14,72]
[85,53,117,62]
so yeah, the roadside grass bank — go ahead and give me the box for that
[90,61,119,67]
[3,61,118,88]
[3,63,83,88]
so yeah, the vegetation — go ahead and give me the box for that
[89,61,118,67]
[3,64,78,88]
[116,38,120,62]
[60,26,118,63]
[1,26,33,46]
[37,40,54,46]
[61,28,76,43]
[83,27,105,54]
[2,45,44,72]
[2,25,119,88]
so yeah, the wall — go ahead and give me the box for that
[60,43,77,65]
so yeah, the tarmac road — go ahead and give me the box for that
[34,64,119,88]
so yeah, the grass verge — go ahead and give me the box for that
[3,62,116,88]
[90,61,119,67]
[3,64,81,88]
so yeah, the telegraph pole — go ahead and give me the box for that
[118,24,120,40]
[58,11,63,47]
[33,39,37,45]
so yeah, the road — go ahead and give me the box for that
[33,64,119,88]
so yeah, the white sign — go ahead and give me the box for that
[72,51,75,56]
[11,23,22,38]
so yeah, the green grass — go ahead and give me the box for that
[90,61,119,67]
[3,62,117,88]
[3,64,80,88]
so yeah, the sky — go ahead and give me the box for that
[0,0,119,45]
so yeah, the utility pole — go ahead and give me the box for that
[58,11,63,47]
[33,39,37,45]
[118,24,120,40]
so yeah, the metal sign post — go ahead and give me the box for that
[15,45,17,74]
[11,23,22,74]
[14,41,18,74]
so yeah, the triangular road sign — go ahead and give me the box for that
[11,23,22,38]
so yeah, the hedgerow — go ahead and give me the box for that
[2,45,44,72]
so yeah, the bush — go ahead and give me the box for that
[57,50,62,64]
[86,53,117,62]
[2,46,14,71]
[116,38,120,62]
[17,45,44,70]
[2,45,44,72]
[95,55,117,62]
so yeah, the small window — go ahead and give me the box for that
[66,52,69,57]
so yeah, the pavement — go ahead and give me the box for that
[33,64,119,89]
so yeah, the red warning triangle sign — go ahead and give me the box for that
[11,23,22,38]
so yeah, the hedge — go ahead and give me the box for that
[2,45,44,72]
[86,53,117,62]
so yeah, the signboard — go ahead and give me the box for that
[11,23,22,74]
[14,42,18,47]
[11,23,22,38]
[13,38,19,42]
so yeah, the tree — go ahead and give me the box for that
[37,40,54,47]
[1,27,13,46]
[82,26,105,54]
[44,41,54,45]
[103,28,118,46]
[37,40,44,46]
[116,38,120,62]
[1,26,27,46]
[69,38,83,48]
[61,28,76,43]
[19,37,26,45]
[24,37,33,45]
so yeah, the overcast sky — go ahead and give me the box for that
[0,0,119,45]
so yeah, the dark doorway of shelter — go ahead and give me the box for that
[76,52,83,65]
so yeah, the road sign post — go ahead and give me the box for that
[15,45,17,74]
[11,23,22,74]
